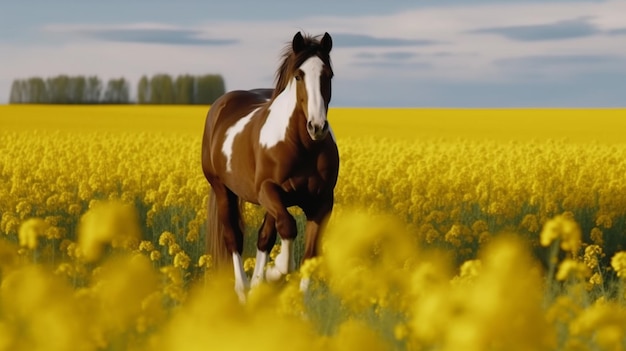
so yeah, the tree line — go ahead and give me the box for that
[9,74,226,104]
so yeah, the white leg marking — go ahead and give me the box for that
[250,249,268,287]
[221,108,259,172]
[259,80,297,148]
[232,252,249,303]
[300,57,327,130]
[299,277,310,292]
[265,239,294,282]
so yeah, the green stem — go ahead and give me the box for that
[545,239,561,301]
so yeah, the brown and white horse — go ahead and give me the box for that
[201,32,338,301]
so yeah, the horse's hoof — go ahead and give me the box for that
[265,265,285,282]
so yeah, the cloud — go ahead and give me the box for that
[332,33,439,47]
[470,17,601,41]
[333,71,626,107]
[495,54,626,69]
[44,25,238,46]
[382,51,417,60]
[353,60,432,70]
[354,51,417,60]
[350,50,427,71]
[607,28,626,35]
[86,28,237,46]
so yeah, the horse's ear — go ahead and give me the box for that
[321,32,332,53]
[292,32,305,54]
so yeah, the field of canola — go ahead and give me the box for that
[2,105,626,351]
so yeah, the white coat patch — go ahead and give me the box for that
[259,81,297,148]
[222,108,259,172]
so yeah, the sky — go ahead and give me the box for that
[1,0,625,107]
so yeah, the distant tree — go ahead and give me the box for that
[46,75,71,103]
[150,74,175,104]
[85,76,103,104]
[69,76,87,104]
[137,75,150,104]
[9,79,26,103]
[7,73,226,104]
[103,78,130,104]
[28,77,49,103]
[195,74,225,104]
[175,74,195,104]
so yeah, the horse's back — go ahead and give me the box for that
[206,89,268,124]
[202,90,269,178]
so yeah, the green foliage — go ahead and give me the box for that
[195,74,226,104]
[8,73,226,104]
[149,74,175,104]
[137,75,150,104]
[103,77,130,104]
[138,73,225,105]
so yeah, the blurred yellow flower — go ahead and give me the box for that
[570,300,626,349]
[91,254,159,332]
[198,254,212,269]
[583,245,603,270]
[595,214,613,229]
[299,256,324,281]
[139,240,155,252]
[453,259,482,285]
[243,257,255,274]
[328,320,389,351]
[0,265,92,351]
[521,214,540,233]
[590,227,604,246]
[174,251,191,269]
[611,251,626,278]
[588,272,603,287]
[540,214,581,255]
[68,203,82,216]
[546,296,582,325]
[186,228,199,243]
[77,200,141,262]
[150,250,162,262]
[18,218,49,249]
[168,243,182,256]
[394,323,409,341]
[158,231,175,247]
[556,259,591,281]
[323,210,417,310]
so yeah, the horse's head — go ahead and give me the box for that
[275,32,333,141]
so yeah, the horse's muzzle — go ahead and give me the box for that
[307,120,329,140]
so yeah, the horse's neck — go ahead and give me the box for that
[259,81,299,149]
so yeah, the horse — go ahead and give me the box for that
[201,32,338,302]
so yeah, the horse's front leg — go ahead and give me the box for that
[300,196,333,292]
[250,213,276,287]
[258,181,296,282]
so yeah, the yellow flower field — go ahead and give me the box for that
[2,105,626,350]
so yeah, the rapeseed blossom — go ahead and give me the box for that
[540,213,582,255]
[2,106,626,350]
[18,218,48,249]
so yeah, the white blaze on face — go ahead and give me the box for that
[222,108,259,172]
[259,55,328,148]
[299,56,327,130]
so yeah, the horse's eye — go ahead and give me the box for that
[295,75,302,81]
